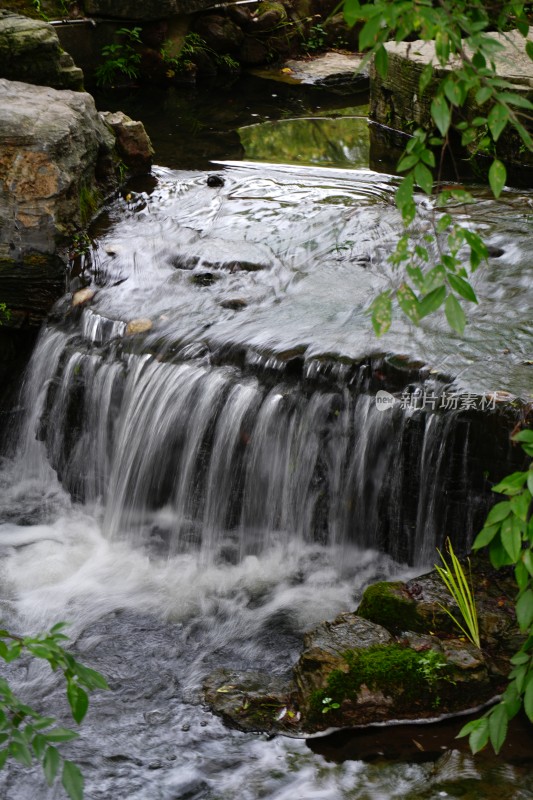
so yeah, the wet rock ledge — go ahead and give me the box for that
[204,557,521,735]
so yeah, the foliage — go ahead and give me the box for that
[161,33,239,78]
[0,303,10,325]
[341,0,533,752]
[342,0,533,336]
[95,27,142,88]
[457,431,533,753]
[313,644,454,715]
[435,538,481,648]
[304,22,327,52]
[0,623,108,799]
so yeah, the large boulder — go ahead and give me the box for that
[204,557,522,735]
[0,79,116,326]
[369,30,533,171]
[0,11,83,91]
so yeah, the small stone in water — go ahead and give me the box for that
[207,174,224,187]
[126,318,153,335]
[181,723,190,731]
[72,288,95,307]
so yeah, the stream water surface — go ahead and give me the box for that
[0,74,532,799]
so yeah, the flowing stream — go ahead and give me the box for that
[1,76,532,799]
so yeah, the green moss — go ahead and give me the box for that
[312,644,453,717]
[357,581,421,633]
[79,183,100,226]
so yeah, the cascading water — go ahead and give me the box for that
[1,148,531,796]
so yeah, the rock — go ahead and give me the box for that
[220,298,247,310]
[100,111,154,175]
[204,668,297,734]
[294,613,393,700]
[0,12,84,91]
[192,15,244,54]
[227,5,254,30]
[207,174,224,187]
[369,30,533,170]
[239,36,270,66]
[72,288,95,307]
[322,13,359,50]
[126,318,153,335]
[0,79,116,326]
[85,0,218,21]
[252,3,287,33]
[281,52,368,91]
[204,557,522,735]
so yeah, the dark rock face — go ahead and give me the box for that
[84,0,218,21]
[193,15,245,54]
[0,11,83,91]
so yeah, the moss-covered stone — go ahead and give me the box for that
[356,581,422,633]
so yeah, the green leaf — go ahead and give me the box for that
[45,727,79,743]
[445,293,466,334]
[489,538,515,568]
[62,760,84,800]
[397,154,419,172]
[431,95,451,136]
[419,63,433,95]
[485,501,511,525]
[475,86,492,105]
[510,490,531,522]
[0,748,8,769]
[525,675,533,723]
[436,213,452,233]
[497,91,533,111]
[396,173,415,223]
[465,717,490,753]
[492,471,528,496]
[488,159,506,198]
[488,703,508,753]
[501,516,522,562]
[444,79,465,107]
[375,45,388,78]
[44,745,60,786]
[528,471,533,496]
[515,589,533,631]
[448,274,478,303]
[414,162,434,194]
[420,149,435,168]
[418,286,446,318]
[67,684,89,725]
[359,16,382,51]
[32,733,47,760]
[371,292,392,337]
[473,523,500,549]
[9,740,32,767]
[527,40,533,61]
[488,104,509,141]
[397,283,420,323]
[513,430,533,444]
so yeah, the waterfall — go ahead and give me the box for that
[7,322,491,567]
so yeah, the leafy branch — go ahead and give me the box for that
[0,624,108,799]
[343,0,533,336]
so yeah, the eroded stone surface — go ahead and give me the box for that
[0,11,83,90]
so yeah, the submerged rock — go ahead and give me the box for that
[126,318,153,335]
[72,288,95,307]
